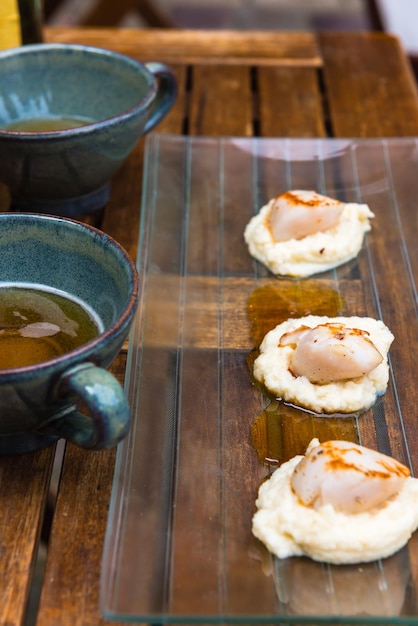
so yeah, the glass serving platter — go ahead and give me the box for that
[101,135,418,623]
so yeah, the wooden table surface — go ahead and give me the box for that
[1,27,418,626]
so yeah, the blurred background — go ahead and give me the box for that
[44,0,375,30]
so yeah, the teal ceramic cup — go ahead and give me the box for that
[0,213,139,455]
[0,43,177,217]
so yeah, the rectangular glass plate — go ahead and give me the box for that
[101,135,418,623]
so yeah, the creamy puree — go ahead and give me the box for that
[253,315,393,414]
[252,439,418,564]
[244,196,374,277]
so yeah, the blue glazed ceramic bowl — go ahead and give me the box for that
[0,43,177,217]
[0,213,139,455]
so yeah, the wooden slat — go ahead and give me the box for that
[319,32,418,136]
[189,65,253,136]
[45,28,321,67]
[0,448,54,626]
[257,66,326,137]
[36,445,120,626]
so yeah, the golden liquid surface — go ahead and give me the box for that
[0,286,100,369]
[3,116,93,132]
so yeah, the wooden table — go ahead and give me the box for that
[1,27,418,626]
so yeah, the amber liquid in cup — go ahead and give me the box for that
[3,117,93,132]
[0,285,101,369]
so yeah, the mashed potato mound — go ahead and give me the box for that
[244,197,374,277]
[253,315,393,414]
[252,440,418,564]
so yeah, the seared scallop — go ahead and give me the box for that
[268,190,344,242]
[280,323,383,384]
[291,440,410,514]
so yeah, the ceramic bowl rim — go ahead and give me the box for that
[0,213,139,380]
[0,43,157,139]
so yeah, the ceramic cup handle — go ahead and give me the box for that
[38,363,130,450]
[143,62,177,134]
